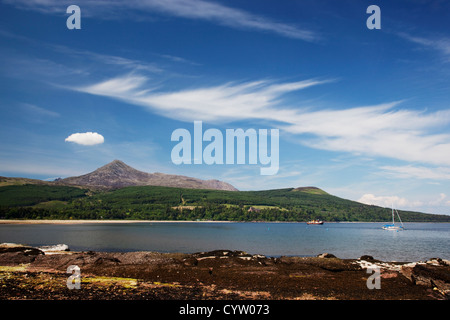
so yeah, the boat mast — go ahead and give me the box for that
[392,204,395,225]
[395,209,404,228]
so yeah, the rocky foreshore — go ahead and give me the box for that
[0,243,448,300]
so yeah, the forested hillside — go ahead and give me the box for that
[1,184,449,222]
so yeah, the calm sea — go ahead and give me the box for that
[0,222,449,262]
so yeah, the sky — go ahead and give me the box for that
[0,0,450,215]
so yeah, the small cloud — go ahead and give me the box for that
[65,132,104,146]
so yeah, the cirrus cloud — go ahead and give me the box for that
[65,132,105,146]
[3,0,319,42]
[75,73,450,168]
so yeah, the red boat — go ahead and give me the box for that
[306,220,324,225]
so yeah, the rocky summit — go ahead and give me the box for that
[58,160,237,191]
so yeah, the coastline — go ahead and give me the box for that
[2,219,437,225]
[1,244,449,300]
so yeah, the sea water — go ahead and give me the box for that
[0,222,448,262]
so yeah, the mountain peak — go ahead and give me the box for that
[95,160,142,175]
[102,159,129,169]
[110,159,125,165]
[60,160,238,191]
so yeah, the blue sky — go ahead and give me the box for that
[1,0,450,215]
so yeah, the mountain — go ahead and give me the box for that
[57,160,238,191]
[1,161,450,222]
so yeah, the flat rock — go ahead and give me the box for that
[0,243,43,256]
[317,253,337,259]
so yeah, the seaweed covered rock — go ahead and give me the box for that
[401,259,450,298]
[0,243,44,265]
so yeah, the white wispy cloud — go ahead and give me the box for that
[3,0,318,41]
[136,0,318,41]
[0,29,164,76]
[75,73,450,168]
[21,103,60,118]
[289,107,450,167]
[381,165,450,180]
[77,75,329,122]
[65,132,105,146]
[157,53,200,66]
[398,32,450,61]
[50,45,164,74]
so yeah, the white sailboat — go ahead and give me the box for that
[382,206,405,231]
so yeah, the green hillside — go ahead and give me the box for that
[1,184,449,222]
[0,184,87,207]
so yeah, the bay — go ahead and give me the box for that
[0,222,449,262]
